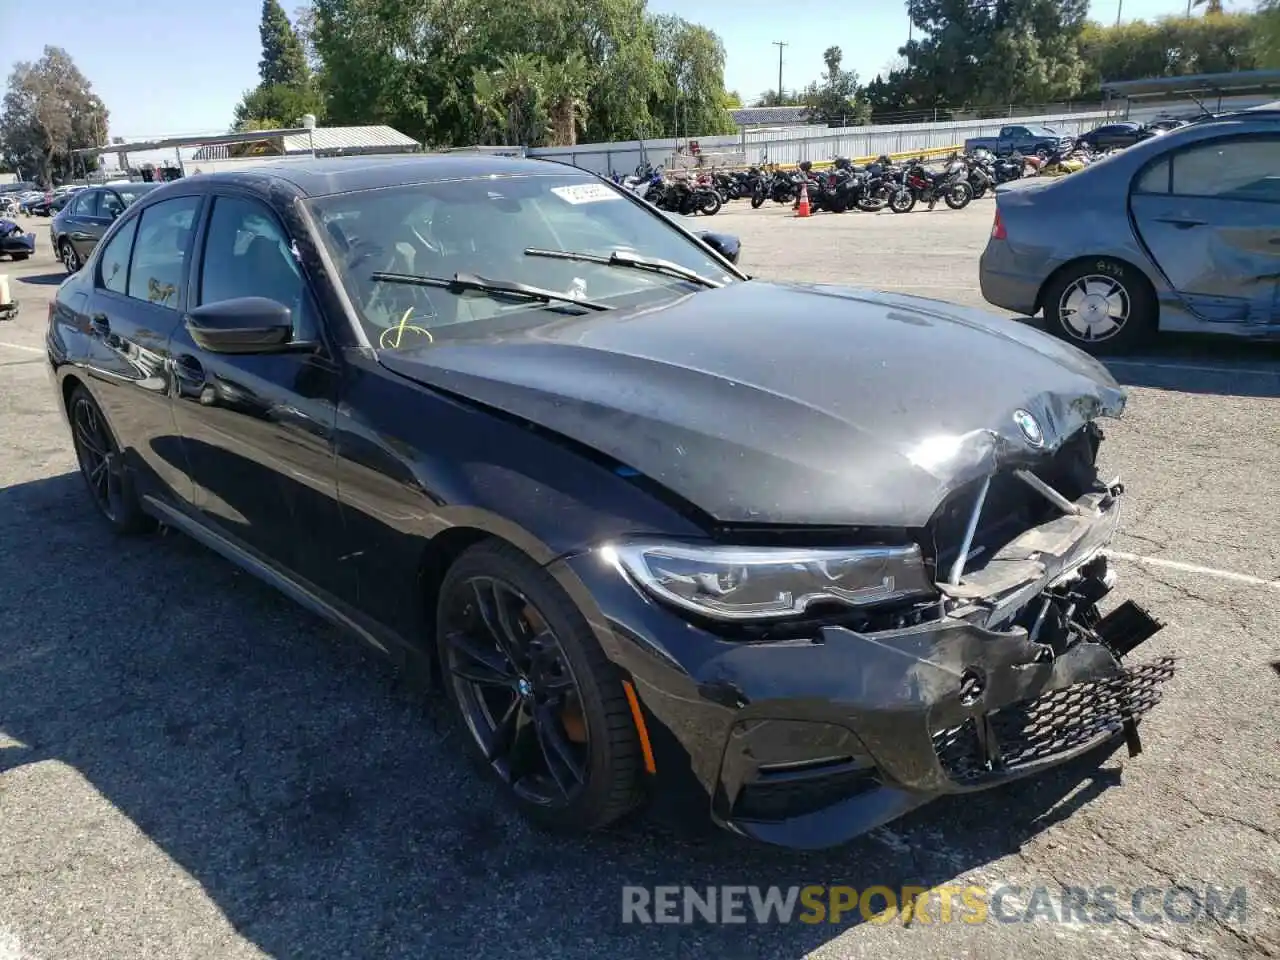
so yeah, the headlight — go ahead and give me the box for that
[604,542,935,621]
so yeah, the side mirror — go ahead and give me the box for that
[185,297,295,354]
[697,231,741,265]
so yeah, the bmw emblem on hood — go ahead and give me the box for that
[1013,409,1044,447]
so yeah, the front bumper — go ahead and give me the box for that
[0,234,35,258]
[553,484,1174,850]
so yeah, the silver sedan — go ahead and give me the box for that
[979,108,1280,355]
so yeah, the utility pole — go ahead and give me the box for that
[1116,0,1122,25]
[772,41,788,102]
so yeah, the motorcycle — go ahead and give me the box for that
[963,152,996,199]
[650,175,723,216]
[891,157,972,213]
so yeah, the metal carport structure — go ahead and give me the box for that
[71,127,319,180]
[1102,69,1280,118]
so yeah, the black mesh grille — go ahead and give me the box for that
[932,656,1176,785]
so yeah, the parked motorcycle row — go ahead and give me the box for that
[610,148,1036,218]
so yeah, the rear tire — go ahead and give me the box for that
[1041,258,1156,356]
[436,540,645,834]
[67,385,155,535]
[750,189,765,209]
[699,193,722,216]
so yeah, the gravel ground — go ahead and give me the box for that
[1,202,1277,960]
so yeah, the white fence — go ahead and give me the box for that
[527,110,1112,175]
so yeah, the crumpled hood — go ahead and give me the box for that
[377,281,1126,527]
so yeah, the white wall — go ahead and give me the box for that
[527,110,1112,174]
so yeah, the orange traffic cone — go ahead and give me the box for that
[795,182,811,218]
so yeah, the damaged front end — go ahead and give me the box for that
[697,418,1176,849]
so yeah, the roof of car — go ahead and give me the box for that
[195,154,593,197]
[93,182,160,192]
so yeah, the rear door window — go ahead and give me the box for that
[125,195,202,310]
[97,216,138,295]
[1169,135,1280,203]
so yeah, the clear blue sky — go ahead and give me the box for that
[0,0,1255,140]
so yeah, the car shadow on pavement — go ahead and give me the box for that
[16,272,66,286]
[1014,317,1280,399]
[0,471,1129,960]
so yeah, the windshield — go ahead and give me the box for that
[307,173,741,347]
[1028,126,1060,137]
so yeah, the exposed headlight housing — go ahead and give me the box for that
[604,542,935,621]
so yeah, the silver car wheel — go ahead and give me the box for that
[1058,274,1129,342]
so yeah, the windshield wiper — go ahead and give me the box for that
[524,248,722,289]
[370,271,612,311]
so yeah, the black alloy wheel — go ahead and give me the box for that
[437,541,643,831]
[67,385,153,534]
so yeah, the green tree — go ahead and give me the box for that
[801,46,870,125]
[0,46,107,185]
[895,0,1089,109]
[232,82,323,131]
[259,0,310,87]
[1254,0,1280,68]
[305,0,735,147]
[234,0,321,131]
[650,15,737,137]
[755,89,806,106]
[1076,13,1258,94]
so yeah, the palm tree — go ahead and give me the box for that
[542,53,591,147]
[1192,0,1224,14]
[473,53,550,146]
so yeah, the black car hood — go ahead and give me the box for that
[377,281,1126,527]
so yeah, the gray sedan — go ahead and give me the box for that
[980,109,1280,354]
[51,182,160,273]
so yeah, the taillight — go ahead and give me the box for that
[991,209,1007,240]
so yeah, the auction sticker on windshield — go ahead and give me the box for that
[550,183,622,204]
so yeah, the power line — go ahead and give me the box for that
[772,41,788,99]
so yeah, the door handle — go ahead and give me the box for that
[173,354,206,386]
[1153,217,1205,229]
[89,313,110,336]
[70,232,92,241]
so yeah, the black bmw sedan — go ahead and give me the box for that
[46,155,1174,850]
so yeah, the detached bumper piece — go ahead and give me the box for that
[933,654,1176,785]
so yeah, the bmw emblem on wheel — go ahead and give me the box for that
[1013,409,1044,447]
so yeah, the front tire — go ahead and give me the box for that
[698,192,722,216]
[944,182,973,210]
[437,540,644,833]
[67,384,155,534]
[889,188,916,213]
[1041,258,1156,356]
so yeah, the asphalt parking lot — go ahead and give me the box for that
[1,202,1277,960]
